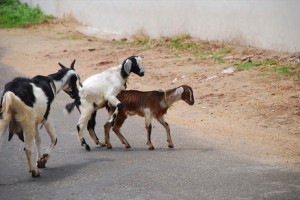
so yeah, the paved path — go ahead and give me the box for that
[0,51,299,199]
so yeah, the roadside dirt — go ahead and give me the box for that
[0,20,299,166]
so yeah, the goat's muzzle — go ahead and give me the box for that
[184,99,194,105]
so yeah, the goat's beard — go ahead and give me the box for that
[65,97,81,114]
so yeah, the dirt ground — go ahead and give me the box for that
[0,20,299,167]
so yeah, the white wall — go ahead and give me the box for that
[22,0,300,52]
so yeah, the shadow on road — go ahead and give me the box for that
[0,157,113,186]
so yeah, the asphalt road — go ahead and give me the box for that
[0,51,299,199]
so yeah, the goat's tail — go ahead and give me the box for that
[65,102,76,114]
[1,91,32,122]
[0,92,14,143]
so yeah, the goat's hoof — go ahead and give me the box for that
[168,144,174,148]
[37,154,48,168]
[31,169,40,177]
[125,145,131,149]
[85,144,91,151]
[37,160,46,168]
[148,146,155,150]
[97,141,106,147]
[100,143,107,147]
[106,145,112,149]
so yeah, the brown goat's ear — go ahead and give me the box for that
[70,59,76,70]
[58,62,66,69]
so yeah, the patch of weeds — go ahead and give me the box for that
[262,58,278,66]
[131,35,153,50]
[133,35,150,45]
[0,0,53,28]
[174,53,182,58]
[212,48,232,64]
[237,61,262,69]
[276,66,294,76]
[62,33,83,40]
[192,51,212,58]
[113,38,129,45]
[165,34,198,50]
[216,47,233,55]
[214,57,225,64]
[192,48,232,63]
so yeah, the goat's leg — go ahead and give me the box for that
[112,113,130,148]
[0,113,10,141]
[23,122,40,177]
[107,96,122,124]
[145,114,154,150]
[146,123,154,150]
[104,122,113,149]
[104,112,130,149]
[87,111,105,147]
[157,116,174,148]
[37,120,57,168]
[77,103,94,151]
[103,106,114,148]
[34,125,43,167]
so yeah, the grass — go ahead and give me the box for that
[115,32,300,83]
[133,35,150,45]
[262,58,278,66]
[164,34,198,50]
[61,34,83,40]
[236,61,262,69]
[0,0,52,28]
[276,66,295,76]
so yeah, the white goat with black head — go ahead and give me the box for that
[0,60,81,177]
[65,56,144,151]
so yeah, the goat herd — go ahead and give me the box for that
[0,56,194,177]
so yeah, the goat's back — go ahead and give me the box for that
[116,90,168,117]
[1,77,51,122]
[80,66,125,100]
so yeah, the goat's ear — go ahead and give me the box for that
[58,62,66,69]
[124,59,132,75]
[70,59,76,70]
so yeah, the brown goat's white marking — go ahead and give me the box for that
[144,108,152,126]
[175,87,184,96]
[187,88,193,102]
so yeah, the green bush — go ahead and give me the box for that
[0,0,52,28]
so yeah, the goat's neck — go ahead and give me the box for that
[47,75,67,95]
[52,80,65,94]
[165,88,182,106]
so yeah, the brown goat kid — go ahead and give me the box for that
[104,85,194,150]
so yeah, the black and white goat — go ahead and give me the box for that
[0,60,81,177]
[102,85,194,150]
[65,56,144,151]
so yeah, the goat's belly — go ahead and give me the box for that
[33,102,48,121]
[125,110,145,117]
[34,109,47,122]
